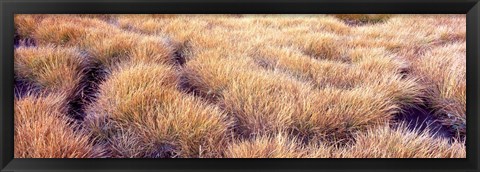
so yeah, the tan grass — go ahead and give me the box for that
[221,70,310,136]
[300,88,401,145]
[81,31,140,69]
[14,93,104,158]
[337,124,466,158]
[181,49,258,102]
[14,14,45,38]
[14,14,466,158]
[293,33,351,61]
[130,35,176,64]
[14,46,87,97]
[184,49,407,142]
[225,132,334,158]
[412,43,466,133]
[33,15,112,46]
[85,62,233,158]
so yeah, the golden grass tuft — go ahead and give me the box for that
[337,124,466,158]
[14,46,87,96]
[225,132,333,158]
[294,87,398,142]
[32,16,111,46]
[14,14,45,38]
[224,133,306,158]
[15,94,104,158]
[80,31,140,69]
[181,50,258,102]
[130,35,176,64]
[85,62,233,158]
[412,43,466,133]
[34,18,87,46]
[221,70,310,136]
[294,33,350,61]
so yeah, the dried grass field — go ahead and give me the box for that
[13,14,466,158]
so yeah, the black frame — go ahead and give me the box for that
[1,0,479,171]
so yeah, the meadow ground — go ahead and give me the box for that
[12,14,466,158]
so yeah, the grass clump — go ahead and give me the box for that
[337,124,466,158]
[80,31,140,70]
[294,87,398,142]
[32,16,111,46]
[181,50,257,102]
[15,94,104,158]
[14,46,87,98]
[85,62,233,158]
[413,43,466,135]
[130,35,176,65]
[221,70,310,136]
[294,33,350,61]
[225,132,333,158]
[14,14,45,39]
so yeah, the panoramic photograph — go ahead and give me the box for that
[13,14,466,158]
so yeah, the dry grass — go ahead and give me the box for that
[14,93,104,158]
[17,15,176,71]
[14,45,88,105]
[337,124,466,158]
[225,124,465,158]
[412,43,466,135]
[84,62,233,158]
[14,46,86,89]
[224,132,333,158]
[14,14,466,158]
[15,15,45,39]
